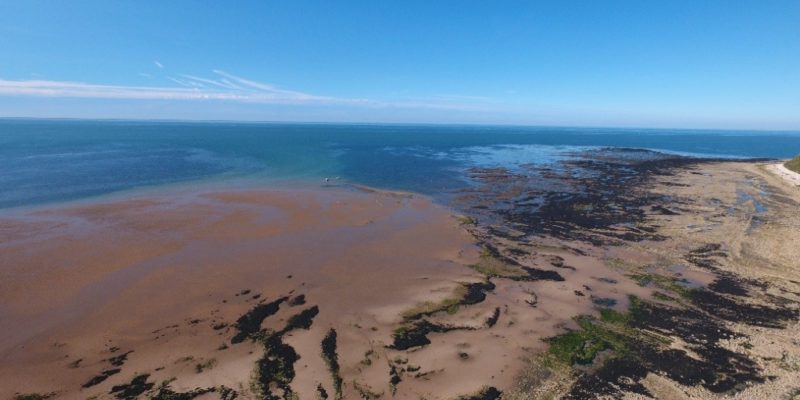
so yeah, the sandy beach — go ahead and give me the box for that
[2,153,800,400]
[767,162,800,187]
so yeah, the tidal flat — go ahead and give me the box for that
[2,149,799,400]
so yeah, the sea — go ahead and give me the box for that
[1,118,799,210]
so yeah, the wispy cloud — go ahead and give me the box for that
[154,60,164,69]
[0,70,494,111]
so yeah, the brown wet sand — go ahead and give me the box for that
[2,189,398,396]
[0,187,468,398]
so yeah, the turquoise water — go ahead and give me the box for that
[1,119,799,210]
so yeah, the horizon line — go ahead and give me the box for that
[1,115,800,134]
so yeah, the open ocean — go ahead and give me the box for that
[1,118,799,210]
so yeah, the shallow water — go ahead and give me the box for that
[1,119,799,209]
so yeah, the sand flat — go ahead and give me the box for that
[0,186,484,399]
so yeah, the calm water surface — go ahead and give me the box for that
[1,119,799,210]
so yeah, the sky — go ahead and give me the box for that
[0,1,798,129]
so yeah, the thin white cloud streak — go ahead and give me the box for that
[0,71,494,112]
[154,60,164,69]
[0,78,354,104]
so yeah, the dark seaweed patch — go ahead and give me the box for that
[109,374,153,399]
[689,289,796,328]
[566,357,650,398]
[288,294,306,306]
[82,368,121,388]
[549,256,577,271]
[485,307,501,327]
[548,255,577,271]
[595,277,618,284]
[253,305,320,400]
[685,243,728,271]
[389,363,402,395]
[554,291,794,397]
[462,281,496,305]
[280,305,320,334]
[316,384,329,400]
[231,296,288,344]
[150,385,224,400]
[402,280,496,321]
[254,334,299,400]
[106,351,132,367]
[456,149,718,245]
[457,386,502,400]
[390,320,463,350]
[453,148,796,397]
[651,205,680,215]
[12,394,55,400]
[520,266,565,281]
[321,329,343,400]
[708,275,749,296]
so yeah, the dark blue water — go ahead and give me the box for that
[1,119,799,210]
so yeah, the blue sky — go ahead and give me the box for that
[0,1,798,129]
